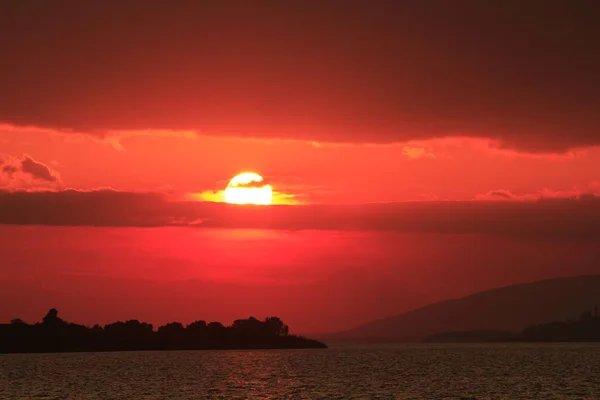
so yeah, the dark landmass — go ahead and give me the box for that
[423,330,513,343]
[329,275,600,342]
[424,309,600,343]
[517,310,600,342]
[0,309,326,354]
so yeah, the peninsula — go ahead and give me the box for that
[0,309,327,353]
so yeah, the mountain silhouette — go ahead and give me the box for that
[330,274,600,341]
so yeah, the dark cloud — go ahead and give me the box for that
[2,164,18,175]
[489,190,513,200]
[0,189,165,226]
[1,1,599,152]
[231,180,271,189]
[0,154,60,187]
[475,189,516,200]
[477,185,600,201]
[21,156,58,182]
[1,189,599,239]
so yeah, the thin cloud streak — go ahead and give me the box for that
[0,189,599,239]
[0,123,198,151]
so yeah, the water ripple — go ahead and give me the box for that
[1,344,600,399]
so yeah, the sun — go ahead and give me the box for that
[224,172,273,205]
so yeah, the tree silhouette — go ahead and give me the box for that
[42,308,65,326]
[187,320,207,332]
[0,309,326,353]
[265,317,289,337]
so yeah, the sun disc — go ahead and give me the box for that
[224,172,273,205]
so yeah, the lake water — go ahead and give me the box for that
[1,344,599,399]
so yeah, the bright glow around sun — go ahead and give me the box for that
[224,172,273,205]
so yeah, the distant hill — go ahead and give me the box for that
[330,275,600,341]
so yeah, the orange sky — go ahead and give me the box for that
[1,2,599,201]
[1,124,599,203]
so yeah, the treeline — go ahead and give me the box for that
[0,309,326,353]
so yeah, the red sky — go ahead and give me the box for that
[1,1,600,332]
[2,226,600,333]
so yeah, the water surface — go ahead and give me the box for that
[2,343,599,399]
